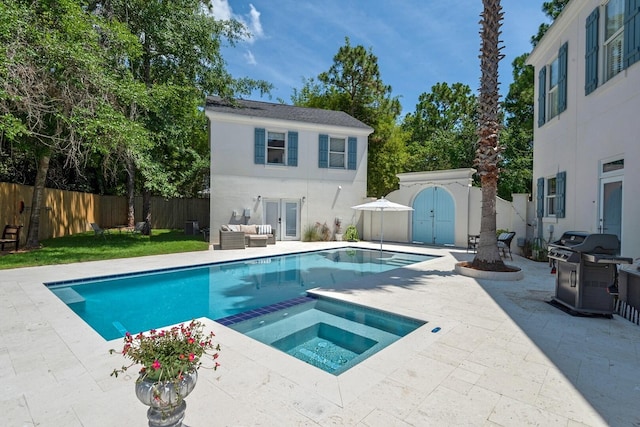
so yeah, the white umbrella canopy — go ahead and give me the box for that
[351,197,413,250]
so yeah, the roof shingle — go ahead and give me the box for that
[206,96,373,131]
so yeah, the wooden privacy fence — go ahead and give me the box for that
[0,182,209,246]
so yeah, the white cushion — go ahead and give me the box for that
[258,224,272,235]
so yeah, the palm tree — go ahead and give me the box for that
[472,0,507,270]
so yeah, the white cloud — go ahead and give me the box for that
[244,50,257,65]
[210,0,232,21]
[247,5,264,40]
[209,1,265,44]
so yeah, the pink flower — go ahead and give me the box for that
[152,360,161,370]
[188,338,195,344]
[188,353,195,362]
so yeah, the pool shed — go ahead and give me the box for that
[357,168,530,250]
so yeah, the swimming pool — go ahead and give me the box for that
[46,248,435,340]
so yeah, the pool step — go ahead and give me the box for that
[384,258,418,267]
[51,288,85,309]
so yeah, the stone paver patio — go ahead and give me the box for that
[1,241,639,426]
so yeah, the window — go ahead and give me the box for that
[537,172,566,218]
[318,135,357,170]
[538,43,567,126]
[604,0,624,81]
[602,158,624,173]
[586,0,640,95]
[548,57,559,119]
[254,128,298,167]
[329,137,345,168]
[267,132,285,164]
[546,177,557,216]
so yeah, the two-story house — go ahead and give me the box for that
[205,97,373,243]
[527,0,640,259]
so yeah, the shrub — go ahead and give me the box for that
[344,225,359,241]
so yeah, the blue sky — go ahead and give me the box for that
[212,0,548,115]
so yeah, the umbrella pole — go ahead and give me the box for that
[380,210,384,251]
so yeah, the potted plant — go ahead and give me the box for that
[110,320,220,426]
[344,224,359,242]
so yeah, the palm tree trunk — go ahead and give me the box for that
[472,0,506,270]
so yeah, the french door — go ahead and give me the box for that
[264,199,300,241]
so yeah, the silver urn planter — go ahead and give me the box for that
[135,370,198,427]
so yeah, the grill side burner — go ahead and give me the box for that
[548,232,632,316]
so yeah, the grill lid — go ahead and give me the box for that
[551,231,589,248]
[570,233,620,254]
[550,232,619,254]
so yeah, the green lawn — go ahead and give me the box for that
[0,229,209,270]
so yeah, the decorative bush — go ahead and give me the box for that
[344,225,359,242]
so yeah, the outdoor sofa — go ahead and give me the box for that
[219,224,275,249]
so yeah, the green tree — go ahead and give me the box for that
[498,53,534,200]
[531,0,570,46]
[472,0,506,270]
[293,37,404,197]
[89,0,272,227]
[403,82,478,173]
[0,0,146,247]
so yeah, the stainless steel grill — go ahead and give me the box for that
[548,232,632,315]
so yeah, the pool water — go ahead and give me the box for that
[229,295,426,375]
[46,248,434,340]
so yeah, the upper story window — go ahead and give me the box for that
[329,137,346,168]
[548,57,560,119]
[318,134,357,170]
[267,131,285,164]
[585,0,640,95]
[254,128,298,167]
[604,0,624,81]
[537,42,568,127]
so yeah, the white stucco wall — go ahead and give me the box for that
[528,0,640,259]
[206,110,372,243]
[358,169,528,250]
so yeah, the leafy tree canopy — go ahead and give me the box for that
[292,37,403,197]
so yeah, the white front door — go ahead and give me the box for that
[264,199,300,241]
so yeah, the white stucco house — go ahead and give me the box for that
[205,97,373,244]
[526,0,640,259]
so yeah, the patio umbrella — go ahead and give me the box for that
[351,197,414,250]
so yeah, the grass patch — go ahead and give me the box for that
[0,229,209,270]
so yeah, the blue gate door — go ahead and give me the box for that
[412,187,455,245]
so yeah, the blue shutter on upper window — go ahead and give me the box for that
[287,132,298,167]
[624,0,640,68]
[537,68,546,127]
[318,134,328,168]
[556,171,566,218]
[536,177,545,218]
[254,128,265,164]
[347,137,357,170]
[558,42,568,113]
[585,8,599,95]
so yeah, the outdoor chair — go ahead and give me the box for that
[90,223,109,239]
[129,222,146,234]
[0,224,22,251]
[467,234,479,253]
[497,231,516,260]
